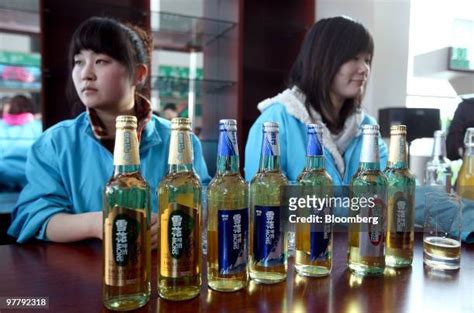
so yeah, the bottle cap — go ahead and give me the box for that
[171,117,192,131]
[219,119,237,132]
[307,123,324,135]
[116,115,137,129]
[390,124,407,135]
[361,124,379,135]
[263,122,279,132]
[464,127,474,147]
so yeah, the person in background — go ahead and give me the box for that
[446,97,474,160]
[162,102,179,120]
[8,17,210,244]
[244,16,387,185]
[0,95,42,190]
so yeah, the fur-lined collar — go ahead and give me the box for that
[257,87,365,176]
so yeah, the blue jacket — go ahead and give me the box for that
[244,103,388,184]
[8,113,210,243]
[0,119,42,189]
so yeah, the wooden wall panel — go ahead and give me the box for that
[242,0,315,145]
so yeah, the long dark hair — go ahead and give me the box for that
[66,17,152,115]
[289,16,374,133]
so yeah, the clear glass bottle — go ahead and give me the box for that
[207,119,249,292]
[348,124,387,276]
[456,127,474,200]
[384,125,416,268]
[425,130,452,192]
[103,115,151,311]
[249,122,289,284]
[157,118,202,301]
[295,124,333,277]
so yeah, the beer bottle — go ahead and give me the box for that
[425,130,452,192]
[103,115,151,311]
[157,118,201,300]
[384,125,416,267]
[207,119,249,292]
[348,124,387,276]
[249,122,289,284]
[295,124,333,277]
[456,127,474,200]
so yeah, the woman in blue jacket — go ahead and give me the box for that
[0,95,42,190]
[8,17,210,244]
[245,16,387,185]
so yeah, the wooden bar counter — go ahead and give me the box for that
[0,233,472,313]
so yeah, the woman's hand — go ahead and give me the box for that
[46,211,103,242]
[90,211,103,240]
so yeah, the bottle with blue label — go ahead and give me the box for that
[207,119,249,292]
[249,122,289,284]
[296,124,333,277]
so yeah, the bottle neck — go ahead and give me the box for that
[113,164,140,175]
[432,136,447,159]
[359,133,380,170]
[388,134,408,169]
[259,131,281,172]
[259,155,281,172]
[168,129,194,174]
[217,155,239,174]
[305,155,324,170]
[169,163,193,173]
[359,162,380,171]
[464,146,474,157]
[113,128,140,175]
[216,129,240,175]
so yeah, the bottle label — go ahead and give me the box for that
[160,203,199,278]
[391,191,413,232]
[253,205,284,266]
[104,207,148,286]
[169,131,193,165]
[388,191,414,249]
[262,132,280,157]
[218,208,248,274]
[114,129,140,166]
[359,197,385,257]
[218,129,239,157]
[310,206,331,261]
[360,134,379,163]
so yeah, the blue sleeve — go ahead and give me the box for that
[461,197,474,243]
[244,119,263,182]
[414,185,473,243]
[191,134,211,185]
[0,145,29,188]
[8,139,72,243]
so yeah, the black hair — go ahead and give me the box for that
[289,16,374,133]
[7,95,35,114]
[163,103,177,111]
[67,17,152,114]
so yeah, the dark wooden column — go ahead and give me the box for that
[202,0,314,175]
[202,0,242,175]
[241,0,315,144]
[40,0,150,129]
